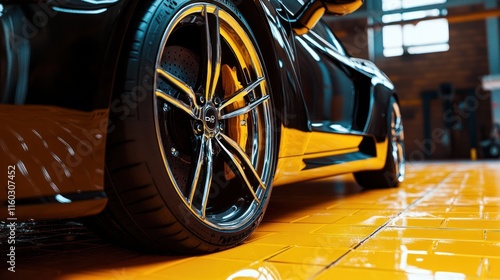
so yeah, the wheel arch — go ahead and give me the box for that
[96,0,141,109]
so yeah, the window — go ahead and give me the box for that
[381,0,449,57]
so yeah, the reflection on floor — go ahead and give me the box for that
[1,161,500,279]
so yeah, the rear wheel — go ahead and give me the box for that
[97,0,277,254]
[354,97,405,189]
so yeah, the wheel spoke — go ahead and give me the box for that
[156,90,199,120]
[220,77,265,110]
[220,95,269,120]
[188,137,206,207]
[203,5,222,102]
[157,68,197,105]
[219,133,266,191]
[200,138,214,219]
[216,137,260,204]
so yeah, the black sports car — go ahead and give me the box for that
[0,0,405,253]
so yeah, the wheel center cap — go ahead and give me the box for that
[204,107,218,131]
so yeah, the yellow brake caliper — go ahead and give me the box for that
[222,64,248,180]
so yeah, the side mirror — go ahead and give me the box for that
[293,0,364,35]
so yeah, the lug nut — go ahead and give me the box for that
[213,96,221,106]
[198,95,205,105]
[171,147,180,157]
[194,122,203,134]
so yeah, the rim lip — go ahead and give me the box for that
[152,3,274,230]
[391,101,406,183]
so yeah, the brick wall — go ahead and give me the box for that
[327,5,494,159]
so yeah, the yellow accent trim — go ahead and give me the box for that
[294,7,326,35]
[274,139,388,186]
[324,1,363,16]
[305,131,364,154]
[293,0,364,35]
[278,127,311,158]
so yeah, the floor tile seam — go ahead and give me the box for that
[264,259,326,267]
[259,245,295,263]
[205,250,294,266]
[309,169,458,279]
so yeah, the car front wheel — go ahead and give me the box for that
[97,0,277,254]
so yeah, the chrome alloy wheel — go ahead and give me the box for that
[391,102,405,183]
[153,3,274,230]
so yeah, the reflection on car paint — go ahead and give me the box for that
[0,106,107,205]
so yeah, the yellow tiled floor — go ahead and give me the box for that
[2,161,500,279]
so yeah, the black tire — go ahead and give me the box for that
[96,0,277,254]
[354,97,405,189]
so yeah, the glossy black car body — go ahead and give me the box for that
[0,0,404,253]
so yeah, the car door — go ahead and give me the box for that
[296,21,357,132]
[276,0,371,156]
